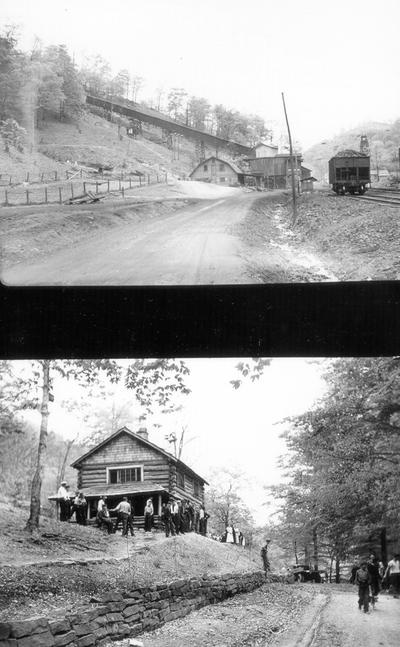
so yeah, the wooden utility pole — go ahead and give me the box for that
[281,92,297,225]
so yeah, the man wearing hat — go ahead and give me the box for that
[57,481,71,521]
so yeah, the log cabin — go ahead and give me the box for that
[49,426,207,526]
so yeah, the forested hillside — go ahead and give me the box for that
[0,27,271,176]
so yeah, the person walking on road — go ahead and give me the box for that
[367,553,381,599]
[261,539,271,576]
[384,553,400,598]
[355,562,372,612]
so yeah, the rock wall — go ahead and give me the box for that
[0,570,265,647]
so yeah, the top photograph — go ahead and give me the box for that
[1,0,399,286]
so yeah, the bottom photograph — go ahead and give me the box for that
[0,357,399,646]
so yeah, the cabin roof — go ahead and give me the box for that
[48,481,167,500]
[189,156,243,177]
[71,426,208,484]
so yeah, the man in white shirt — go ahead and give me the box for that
[110,497,134,536]
[385,553,400,598]
[57,481,71,521]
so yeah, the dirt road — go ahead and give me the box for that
[2,192,261,285]
[1,186,336,285]
[110,585,400,647]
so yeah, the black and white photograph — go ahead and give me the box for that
[1,0,400,646]
[0,357,399,646]
[0,0,399,285]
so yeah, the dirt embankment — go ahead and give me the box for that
[0,503,260,622]
[238,190,400,282]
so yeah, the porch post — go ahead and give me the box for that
[158,494,162,515]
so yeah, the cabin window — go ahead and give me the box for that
[108,465,143,484]
[219,163,225,171]
[177,471,185,488]
[194,481,200,497]
[203,164,208,172]
[219,177,226,183]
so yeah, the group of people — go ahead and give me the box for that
[57,481,87,524]
[57,482,210,539]
[160,499,209,537]
[351,552,400,613]
[221,525,246,546]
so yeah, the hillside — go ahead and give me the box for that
[0,110,199,185]
[0,501,260,622]
[303,119,400,183]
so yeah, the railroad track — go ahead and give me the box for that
[350,188,400,207]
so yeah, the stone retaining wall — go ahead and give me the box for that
[0,570,265,647]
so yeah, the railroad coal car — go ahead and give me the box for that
[329,150,370,195]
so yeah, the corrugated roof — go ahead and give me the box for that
[48,482,166,500]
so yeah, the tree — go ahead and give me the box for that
[44,45,85,119]
[111,68,130,98]
[206,467,255,538]
[275,358,400,572]
[167,88,188,121]
[2,359,191,530]
[131,75,145,102]
[187,96,210,130]
[24,359,121,531]
[0,28,25,122]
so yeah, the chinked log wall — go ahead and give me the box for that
[0,571,265,647]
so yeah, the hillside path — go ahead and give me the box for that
[2,192,261,285]
[111,586,400,647]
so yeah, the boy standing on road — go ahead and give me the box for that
[355,562,372,612]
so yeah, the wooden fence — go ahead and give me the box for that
[1,173,168,207]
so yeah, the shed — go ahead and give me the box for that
[189,156,244,186]
[49,426,208,525]
[251,142,279,158]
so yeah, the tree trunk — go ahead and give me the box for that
[26,360,50,531]
[335,556,340,584]
[380,527,387,565]
[294,539,299,565]
[312,527,319,570]
[57,438,75,485]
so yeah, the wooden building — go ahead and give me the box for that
[246,153,303,189]
[250,142,279,158]
[50,427,207,525]
[189,156,244,186]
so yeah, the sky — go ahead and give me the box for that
[1,0,399,148]
[20,358,328,525]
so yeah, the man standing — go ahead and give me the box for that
[355,562,372,612]
[144,498,154,532]
[367,553,381,599]
[110,497,134,536]
[57,481,71,521]
[171,499,180,534]
[384,553,400,598]
[161,501,176,537]
[261,539,271,576]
